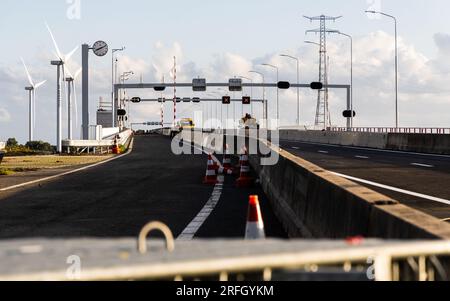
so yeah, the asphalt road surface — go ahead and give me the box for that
[0,135,286,240]
[281,140,450,221]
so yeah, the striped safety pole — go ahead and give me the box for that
[173,56,177,126]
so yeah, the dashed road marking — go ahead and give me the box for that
[330,171,450,206]
[280,139,450,159]
[177,178,224,241]
[318,150,329,154]
[177,139,226,241]
[355,156,370,159]
[411,163,434,168]
[292,146,300,150]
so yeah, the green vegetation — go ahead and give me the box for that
[4,138,55,156]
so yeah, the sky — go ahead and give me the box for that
[1,0,450,143]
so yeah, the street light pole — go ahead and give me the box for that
[249,71,266,128]
[112,47,125,125]
[337,32,353,129]
[238,76,253,116]
[366,10,399,128]
[280,54,300,126]
[261,64,279,128]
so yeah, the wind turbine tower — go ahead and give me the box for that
[46,23,78,153]
[21,58,46,142]
[305,15,341,129]
[65,68,82,140]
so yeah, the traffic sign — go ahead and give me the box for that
[229,78,243,92]
[242,96,251,105]
[222,96,231,104]
[193,78,207,92]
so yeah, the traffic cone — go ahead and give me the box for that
[112,137,121,154]
[245,195,265,240]
[236,147,254,187]
[203,154,219,185]
[221,144,234,175]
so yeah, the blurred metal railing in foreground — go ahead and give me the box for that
[329,127,450,134]
[0,239,449,281]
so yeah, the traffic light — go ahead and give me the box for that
[277,81,291,89]
[343,110,356,118]
[130,97,141,103]
[222,96,231,104]
[242,96,251,105]
[117,109,127,116]
[154,86,166,92]
[310,82,324,90]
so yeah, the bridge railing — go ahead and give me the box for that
[329,127,450,135]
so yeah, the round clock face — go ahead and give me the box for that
[92,41,108,57]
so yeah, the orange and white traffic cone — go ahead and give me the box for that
[203,154,219,185]
[112,137,121,154]
[245,195,265,240]
[236,147,254,187]
[221,144,234,175]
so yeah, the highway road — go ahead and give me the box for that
[281,140,450,221]
[0,135,286,240]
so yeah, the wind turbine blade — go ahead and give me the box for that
[45,22,63,60]
[20,57,34,87]
[35,80,47,89]
[64,46,79,64]
[74,68,82,80]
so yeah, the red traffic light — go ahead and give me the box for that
[242,96,251,105]
[310,82,323,90]
[222,96,231,104]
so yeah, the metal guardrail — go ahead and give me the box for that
[329,127,450,134]
[0,238,448,281]
[62,129,134,154]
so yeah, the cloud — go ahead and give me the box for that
[0,108,11,123]
[3,30,450,143]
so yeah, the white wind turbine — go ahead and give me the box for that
[21,58,46,142]
[46,22,78,153]
[65,67,82,140]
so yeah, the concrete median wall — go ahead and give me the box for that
[157,129,450,239]
[250,142,450,239]
[280,130,450,155]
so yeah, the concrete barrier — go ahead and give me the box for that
[280,130,450,155]
[158,129,450,239]
[250,141,450,239]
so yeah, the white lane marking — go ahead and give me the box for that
[280,139,450,159]
[177,178,224,241]
[411,163,434,168]
[318,150,329,154]
[0,139,135,192]
[177,140,225,241]
[330,171,450,206]
[355,156,370,159]
[292,146,300,150]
